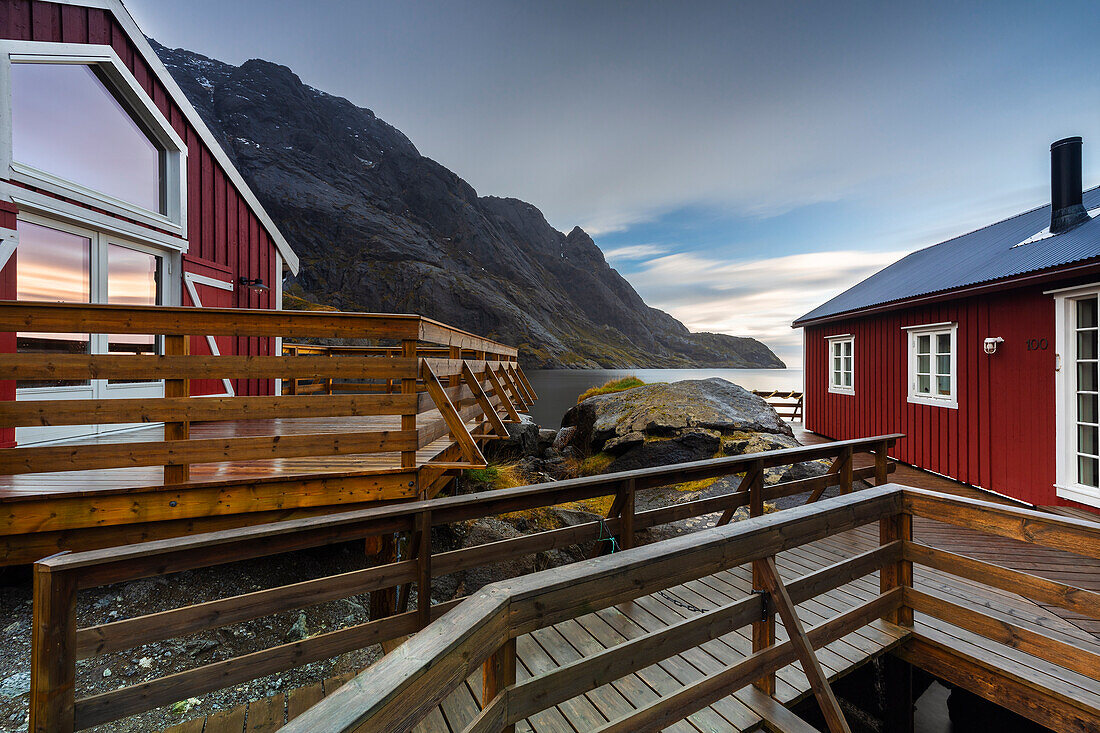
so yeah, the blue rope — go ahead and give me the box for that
[597,517,620,553]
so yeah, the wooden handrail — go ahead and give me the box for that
[28,435,901,731]
[280,485,1100,733]
[0,301,518,357]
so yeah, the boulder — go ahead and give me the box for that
[562,378,792,452]
[485,415,539,460]
[608,430,722,472]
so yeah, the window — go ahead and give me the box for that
[11,63,164,213]
[827,335,854,395]
[1,42,187,238]
[905,323,957,408]
[1075,297,1099,490]
[16,217,163,388]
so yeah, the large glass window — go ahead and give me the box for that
[16,221,91,387]
[907,323,957,408]
[11,63,164,213]
[1076,297,1099,488]
[15,219,163,388]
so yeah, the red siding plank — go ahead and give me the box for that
[59,3,86,43]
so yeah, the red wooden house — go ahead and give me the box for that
[0,0,299,445]
[796,136,1100,513]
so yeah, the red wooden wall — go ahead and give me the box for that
[0,0,281,397]
[803,282,1099,511]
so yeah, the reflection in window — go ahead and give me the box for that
[107,245,160,382]
[11,63,164,213]
[16,221,91,387]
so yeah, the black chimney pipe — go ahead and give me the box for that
[1051,136,1090,234]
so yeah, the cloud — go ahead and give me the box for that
[624,249,912,365]
[603,243,668,260]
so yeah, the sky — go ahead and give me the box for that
[128,0,1100,366]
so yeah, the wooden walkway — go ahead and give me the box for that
[146,430,1100,733]
[164,524,1099,733]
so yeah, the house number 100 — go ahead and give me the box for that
[1026,338,1048,350]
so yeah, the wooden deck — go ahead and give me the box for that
[165,523,1100,733]
[0,412,463,498]
[0,301,538,566]
[26,432,1100,733]
[160,466,1100,732]
[167,529,913,733]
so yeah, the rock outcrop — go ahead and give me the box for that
[561,378,823,484]
[152,42,785,369]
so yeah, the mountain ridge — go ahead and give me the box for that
[153,42,784,369]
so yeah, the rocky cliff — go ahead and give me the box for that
[154,42,784,369]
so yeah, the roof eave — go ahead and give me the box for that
[103,0,300,274]
[792,256,1100,328]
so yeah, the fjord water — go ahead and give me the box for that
[525,368,803,429]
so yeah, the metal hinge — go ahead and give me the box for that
[753,589,770,621]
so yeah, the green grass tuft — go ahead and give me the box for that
[577,376,646,403]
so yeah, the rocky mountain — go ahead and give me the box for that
[153,42,784,369]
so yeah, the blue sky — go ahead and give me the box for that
[130,0,1100,365]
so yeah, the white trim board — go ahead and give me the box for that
[183,271,235,398]
[14,0,299,274]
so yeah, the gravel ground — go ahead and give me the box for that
[0,542,389,733]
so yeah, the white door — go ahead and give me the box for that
[15,216,166,445]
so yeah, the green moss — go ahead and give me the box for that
[577,376,646,403]
[578,452,614,475]
[462,462,525,491]
[671,477,719,493]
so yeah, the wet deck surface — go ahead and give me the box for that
[0,412,461,499]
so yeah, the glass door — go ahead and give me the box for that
[15,217,165,445]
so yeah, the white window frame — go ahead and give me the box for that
[14,211,173,444]
[0,41,187,241]
[904,322,958,409]
[826,334,855,395]
[1051,282,1100,507]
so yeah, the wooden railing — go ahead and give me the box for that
[28,435,898,731]
[753,390,804,421]
[283,486,1100,733]
[0,301,529,484]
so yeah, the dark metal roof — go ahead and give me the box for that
[794,186,1100,325]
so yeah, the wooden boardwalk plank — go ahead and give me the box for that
[244,692,284,732]
[286,682,323,722]
[204,705,247,733]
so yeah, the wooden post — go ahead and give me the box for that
[401,339,418,477]
[163,334,189,484]
[839,446,853,494]
[324,348,334,395]
[756,557,851,733]
[448,346,461,388]
[30,565,77,733]
[620,478,636,550]
[285,345,298,395]
[880,511,914,626]
[483,637,516,733]
[367,532,397,621]
[416,510,432,629]
[748,460,775,696]
[874,440,890,486]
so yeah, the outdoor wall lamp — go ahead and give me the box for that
[238,277,270,292]
[983,337,1004,355]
